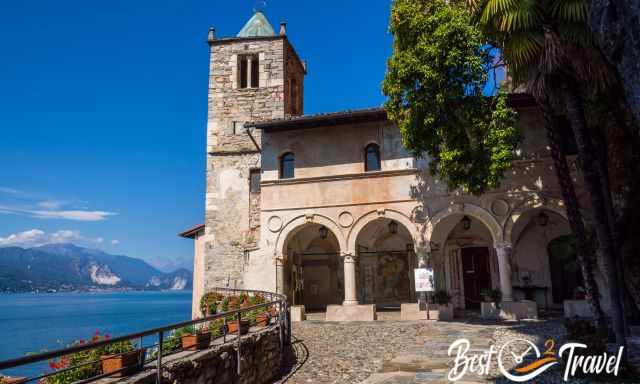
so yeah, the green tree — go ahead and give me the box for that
[382,0,518,196]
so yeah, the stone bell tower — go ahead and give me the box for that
[202,11,306,291]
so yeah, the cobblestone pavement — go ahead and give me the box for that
[273,315,622,384]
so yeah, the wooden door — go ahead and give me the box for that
[461,247,491,309]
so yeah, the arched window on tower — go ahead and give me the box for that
[364,143,381,172]
[280,152,295,179]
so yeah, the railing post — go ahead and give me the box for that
[156,331,163,384]
[278,301,284,352]
[223,317,227,344]
[236,311,241,376]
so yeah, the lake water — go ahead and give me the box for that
[0,291,192,378]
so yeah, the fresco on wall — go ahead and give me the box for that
[359,252,411,305]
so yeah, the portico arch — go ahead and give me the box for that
[347,209,418,254]
[275,214,346,258]
[427,203,502,246]
[504,198,568,244]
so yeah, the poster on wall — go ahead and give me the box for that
[414,268,435,292]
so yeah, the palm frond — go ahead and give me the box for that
[550,0,588,22]
[503,31,544,68]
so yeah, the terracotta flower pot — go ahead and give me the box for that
[227,319,250,335]
[256,312,270,327]
[1,377,27,384]
[101,349,145,377]
[181,332,212,351]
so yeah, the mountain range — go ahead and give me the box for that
[0,243,192,293]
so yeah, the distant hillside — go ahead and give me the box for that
[0,244,192,293]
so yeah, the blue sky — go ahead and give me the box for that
[0,0,393,271]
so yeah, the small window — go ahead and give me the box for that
[280,152,295,179]
[233,121,244,135]
[238,54,259,89]
[250,169,261,193]
[365,143,381,172]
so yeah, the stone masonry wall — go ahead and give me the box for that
[120,326,282,384]
[162,327,282,384]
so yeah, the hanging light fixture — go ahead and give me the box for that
[318,226,328,239]
[388,220,398,234]
[537,211,549,227]
[461,215,472,231]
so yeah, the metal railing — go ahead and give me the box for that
[0,288,289,384]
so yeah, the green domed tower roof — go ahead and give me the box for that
[237,11,276,38]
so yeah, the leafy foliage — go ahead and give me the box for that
[44,330,136,384]
[383,0,518,195]
[200,292,223,316]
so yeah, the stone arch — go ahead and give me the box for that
[427,203,503,247]
[275,214,347,258]
[346,209,418,254]
[504,198,568,244]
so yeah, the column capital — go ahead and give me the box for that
[494,241,513,250]
[342,253,358,263]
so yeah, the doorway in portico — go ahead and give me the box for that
[461,247,491,309]
[282,223,343,311]
[432,213,499,309]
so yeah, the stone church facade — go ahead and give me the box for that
[181,11,610,320]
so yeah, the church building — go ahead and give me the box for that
[181,11,608,321]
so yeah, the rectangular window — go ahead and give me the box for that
[249,169,261,193]
[238,54,259,89]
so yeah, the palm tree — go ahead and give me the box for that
[470,0,627,346]
[540,104,606,330]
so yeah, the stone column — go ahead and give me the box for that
[343,254,358,305]
[247,57,253,88]
[275,256,285,295]
[495,242,514,302]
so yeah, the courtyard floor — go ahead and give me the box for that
[274,313,599,384]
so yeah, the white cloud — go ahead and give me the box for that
[0,229,82,247]
[0,206,117,222]
[96,237,104,244]
[111,239,120,245]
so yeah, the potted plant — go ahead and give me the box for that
[219,295,249,334]
[480,288,503,319]
[180,325,211,351]
[433,290,454,321]
[209,318,225,337]
[100,339,145,377]
[227,318,250,335]
[255,312,270,327]
[199,292,222,316]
